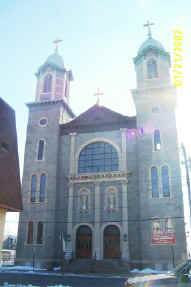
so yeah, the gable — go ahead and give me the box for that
[61,104,136,134]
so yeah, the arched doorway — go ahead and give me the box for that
[76,225,92,259]
[104,225,120,259]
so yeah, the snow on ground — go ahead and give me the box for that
[0,266,47,272]
[0,285,71,287]
[128,272,174,284]
[131,268,170,274]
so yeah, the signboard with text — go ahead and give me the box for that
[152,232,176,245]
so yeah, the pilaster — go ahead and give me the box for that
[121,180,129,261]
[69,133,77,176]
[120,128,127,171]
[94,183,101,260]
[67,183,73,251]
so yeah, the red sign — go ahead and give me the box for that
[152,232,176,245]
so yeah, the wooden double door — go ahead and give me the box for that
[76,226,92,258]
[104,225,120,259]
[76,225,120,259]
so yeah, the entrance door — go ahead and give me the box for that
[104,225,120,259]
[76,226,92,258]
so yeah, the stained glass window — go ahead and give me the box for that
[27,221,33,244]
[31,175,37,202]
[154,130,161,151]
[147,59,158,78]
[37,140,45,160]
[78,142,119,174]
[151,167,159,198]
[39,174,46,202]
[162,166,170,197]
[37,222,43,244]
[43,74,52,93]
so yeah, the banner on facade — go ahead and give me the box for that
[152,232,176,245]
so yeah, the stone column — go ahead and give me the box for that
[94,182,101,260]
[69,133,77,176]
[67,183,73,253]
[66,133,76,256]
[0,208,6,249]
[121,180,129,261]
[120,128,127,171]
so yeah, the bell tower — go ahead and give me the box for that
[134,21,171,89]
[131,22,187,268]
[35,41,73,105]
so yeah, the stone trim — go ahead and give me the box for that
[72,223,94,259]
[35,138,46,162]
[120,128,127,171]
[100,222,122,260]
[75,138,122,174]
[68,172,130,184]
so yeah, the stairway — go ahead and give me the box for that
[62,259,130,274]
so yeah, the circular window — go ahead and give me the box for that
[39,118,48,127]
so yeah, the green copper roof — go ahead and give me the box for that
[44,52,65,69]
[138,37,165,55]
[134,36,170,66]
[36,52,65,76]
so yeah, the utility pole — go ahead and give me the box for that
[181,143,191,227]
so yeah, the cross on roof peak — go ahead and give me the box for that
[53,39,63,53]
[143,20,155,38]
[94,88,103,106]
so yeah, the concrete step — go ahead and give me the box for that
[62,259,130,274]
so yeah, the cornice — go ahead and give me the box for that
[68,171,131,184]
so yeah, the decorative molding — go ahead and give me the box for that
[68,172,131,183]
[75,138,122,174]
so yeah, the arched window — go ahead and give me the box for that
[37,139,45,160]
[31,175,37,202]
[162,166,170,197]
[39,174,46,202]
[78,142,119,174]
[43,74,52,93]
[151,167,159,198]
[147,59,158,79]
[27,221,33,244]
[37,222,43,244]
[154,130,161,151]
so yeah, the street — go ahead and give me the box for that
[0,272,177,287]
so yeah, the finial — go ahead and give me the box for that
[53,39,63,53]
[94,88,103,106]
[143,20,155,38]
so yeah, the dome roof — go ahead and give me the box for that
[138,37,165,55]
[44,52,64,69]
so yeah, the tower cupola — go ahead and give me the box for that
[133,21,170,89]
[35,44,73,104]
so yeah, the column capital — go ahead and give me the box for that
[120,128,127,134]
[121,180,128,185]
[69,132,77,136]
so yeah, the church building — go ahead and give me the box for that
[16,27,187,270]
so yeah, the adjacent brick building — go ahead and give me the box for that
[16,32,187,269]
[0,98,22,249]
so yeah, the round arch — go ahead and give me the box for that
[73,224,94,259]
[75,138,122,174]
[101,223,121,259]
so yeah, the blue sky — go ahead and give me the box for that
[2,1,191,236]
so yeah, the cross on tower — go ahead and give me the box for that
[143,20,155,38]
[94,88,103,106]
[53,39,63,53]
